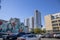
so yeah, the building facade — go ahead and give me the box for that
[9,18,20,33]
[24,18,30,32]
[29,17,34,31]
[0,19,8,32]
[0,0,1,9]
[45,13,60,33]
[34,10,41,28]
[24,18,30,27]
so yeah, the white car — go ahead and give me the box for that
[17,34,41,40]
[53,34,60,38]
[36,34,42,38]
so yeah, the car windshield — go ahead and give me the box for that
[28,35,36,38]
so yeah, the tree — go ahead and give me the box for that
[30,27,46,34]
[34,28,42,34]
[30,28,34,33]
[41,28,46,33]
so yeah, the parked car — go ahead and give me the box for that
[17,34,41,40]
[53,33,60,38]
[0,32,9,40]
[36,34,42,38]
[6,33,18,40]
[0,33,3,40]
[2,33,8,40]
[41,33,53,38]
[17,32,26,37]
[6,32,26,40]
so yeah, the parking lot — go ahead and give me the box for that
[41,38,60,40]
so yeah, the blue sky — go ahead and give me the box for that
[0,0,60,27]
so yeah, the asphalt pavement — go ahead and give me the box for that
[41,38,60,40]
[0,38,3,40]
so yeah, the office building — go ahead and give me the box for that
[34,10,41,28]
[45,13,60,33]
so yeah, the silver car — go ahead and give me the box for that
[54,34,60,38]
[17,34,41,40]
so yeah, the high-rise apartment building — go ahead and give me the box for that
[24,17,34,32]
[0,0,1,9]
[34,10,41,28]
[24,18,30,27]
[45,13,60,33]
[29,17,34,31]
[24,18,29,32]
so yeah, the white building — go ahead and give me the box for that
[51,13,60,20]
[34,10,41,28]
[24,18,30,32]
[24,18,30,27]
[29,17,34,31]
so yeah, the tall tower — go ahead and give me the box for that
[0,0,1,9]
[34,10,41,28]
[29,16,34,31]
[24,18,30,32]
[24,18,30,27]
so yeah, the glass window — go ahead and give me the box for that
[51,16,55,20]
[27,35,36,38]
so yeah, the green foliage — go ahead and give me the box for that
[30,28,46,34]
[42,28,46,33]
[34,28,42,34]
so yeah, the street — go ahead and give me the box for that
[0,38,3,40]
[41,38,60,40]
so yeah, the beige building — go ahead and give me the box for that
[45,13,60,33]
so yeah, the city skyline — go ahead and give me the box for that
[0,0,60,27]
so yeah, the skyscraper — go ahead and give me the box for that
[0,0,1,9]
[24,18,30,27]
[34,10,41,28]
[24,18,30,32]
[29,17,34,31]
